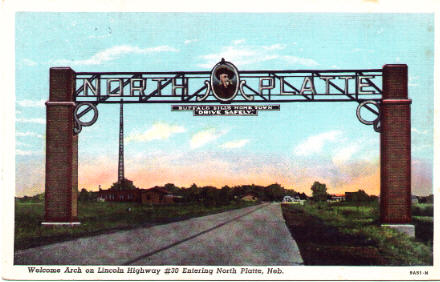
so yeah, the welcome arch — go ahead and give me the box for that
[43,60,412,234]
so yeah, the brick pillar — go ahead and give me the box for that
[43,67,79,224]
[380,64,412,227]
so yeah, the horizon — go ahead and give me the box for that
[24,178,430,198]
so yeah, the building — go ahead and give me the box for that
[241,193,259,201]
[97,187,141,202]
[282,196,305,205]
[283,196,294,203]
[328,194,346,202]
[97,186,178,205]
[141,187,175,205]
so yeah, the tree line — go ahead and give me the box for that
[76,182,308,205]
[20,181,430,205]
[162,183,308,205]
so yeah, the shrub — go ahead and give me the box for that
[412,204,433,217]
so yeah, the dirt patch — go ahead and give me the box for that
[282,206,386,265]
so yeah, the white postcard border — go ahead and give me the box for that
[1,0,440,280]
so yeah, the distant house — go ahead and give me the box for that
[141,187,175,204]
[328,194,346,202]
[282,196,305,205]
[98,188,141,202]
[283,196,294,203]
[241,193,259,201]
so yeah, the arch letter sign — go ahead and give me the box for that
[44,61,412,235]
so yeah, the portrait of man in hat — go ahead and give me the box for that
[213,65,237,100]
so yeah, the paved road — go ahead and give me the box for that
[15,203,303,265]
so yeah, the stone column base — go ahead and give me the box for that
[381,224,415,238]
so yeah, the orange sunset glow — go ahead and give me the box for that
[16,152,432,198]
[76,154,382,196]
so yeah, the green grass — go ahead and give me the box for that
[412,203,433,217]
[282,202,433,265]
[413,216,433,223]
[15,200,258,251]
[412,215,433,247]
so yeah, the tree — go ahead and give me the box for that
[79,188,89,201]
[109,178,137,190]
[184,183,200,202]
[298,192,308,200]
[164,183,180,194]
[201,186,219,206]
[219,186,232,204]
[346,190,370,202]
[265,183,284,201]
[311,181,328,202]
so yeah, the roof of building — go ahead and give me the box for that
[144,187,170,194]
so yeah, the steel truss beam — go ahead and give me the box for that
[74,69,383,104]
[73,68,383,133]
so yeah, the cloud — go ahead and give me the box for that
[332,144,360,164]
[198,43,318,69]
[16,99,45,108]
[16,149,42,156]
[262,44,286,51]
[409,75,419,87]
[184,39,199,45]
[412,159,433,196]
[198,46,260,68]
[190,128,228,149]
[53,45,179,66]
[16,141,32,147]
[328,165,380,196]
[126,122,185,143]
[413,143,431,152]
[220,139,249,149]
[16,117,45,124]
[294,130,342,156]
[15,158,45,197]
[233,39,246,45]
[282,55,319,67]
[411,127,429,135]
[22,59,37,66]
[16,131,43,138]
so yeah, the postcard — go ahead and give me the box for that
[1,1,439,281]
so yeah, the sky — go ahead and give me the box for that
[15,13,434,197]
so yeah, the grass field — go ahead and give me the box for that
[282,202,433,266]
[412,203,434,245]
[15,200,258,251]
